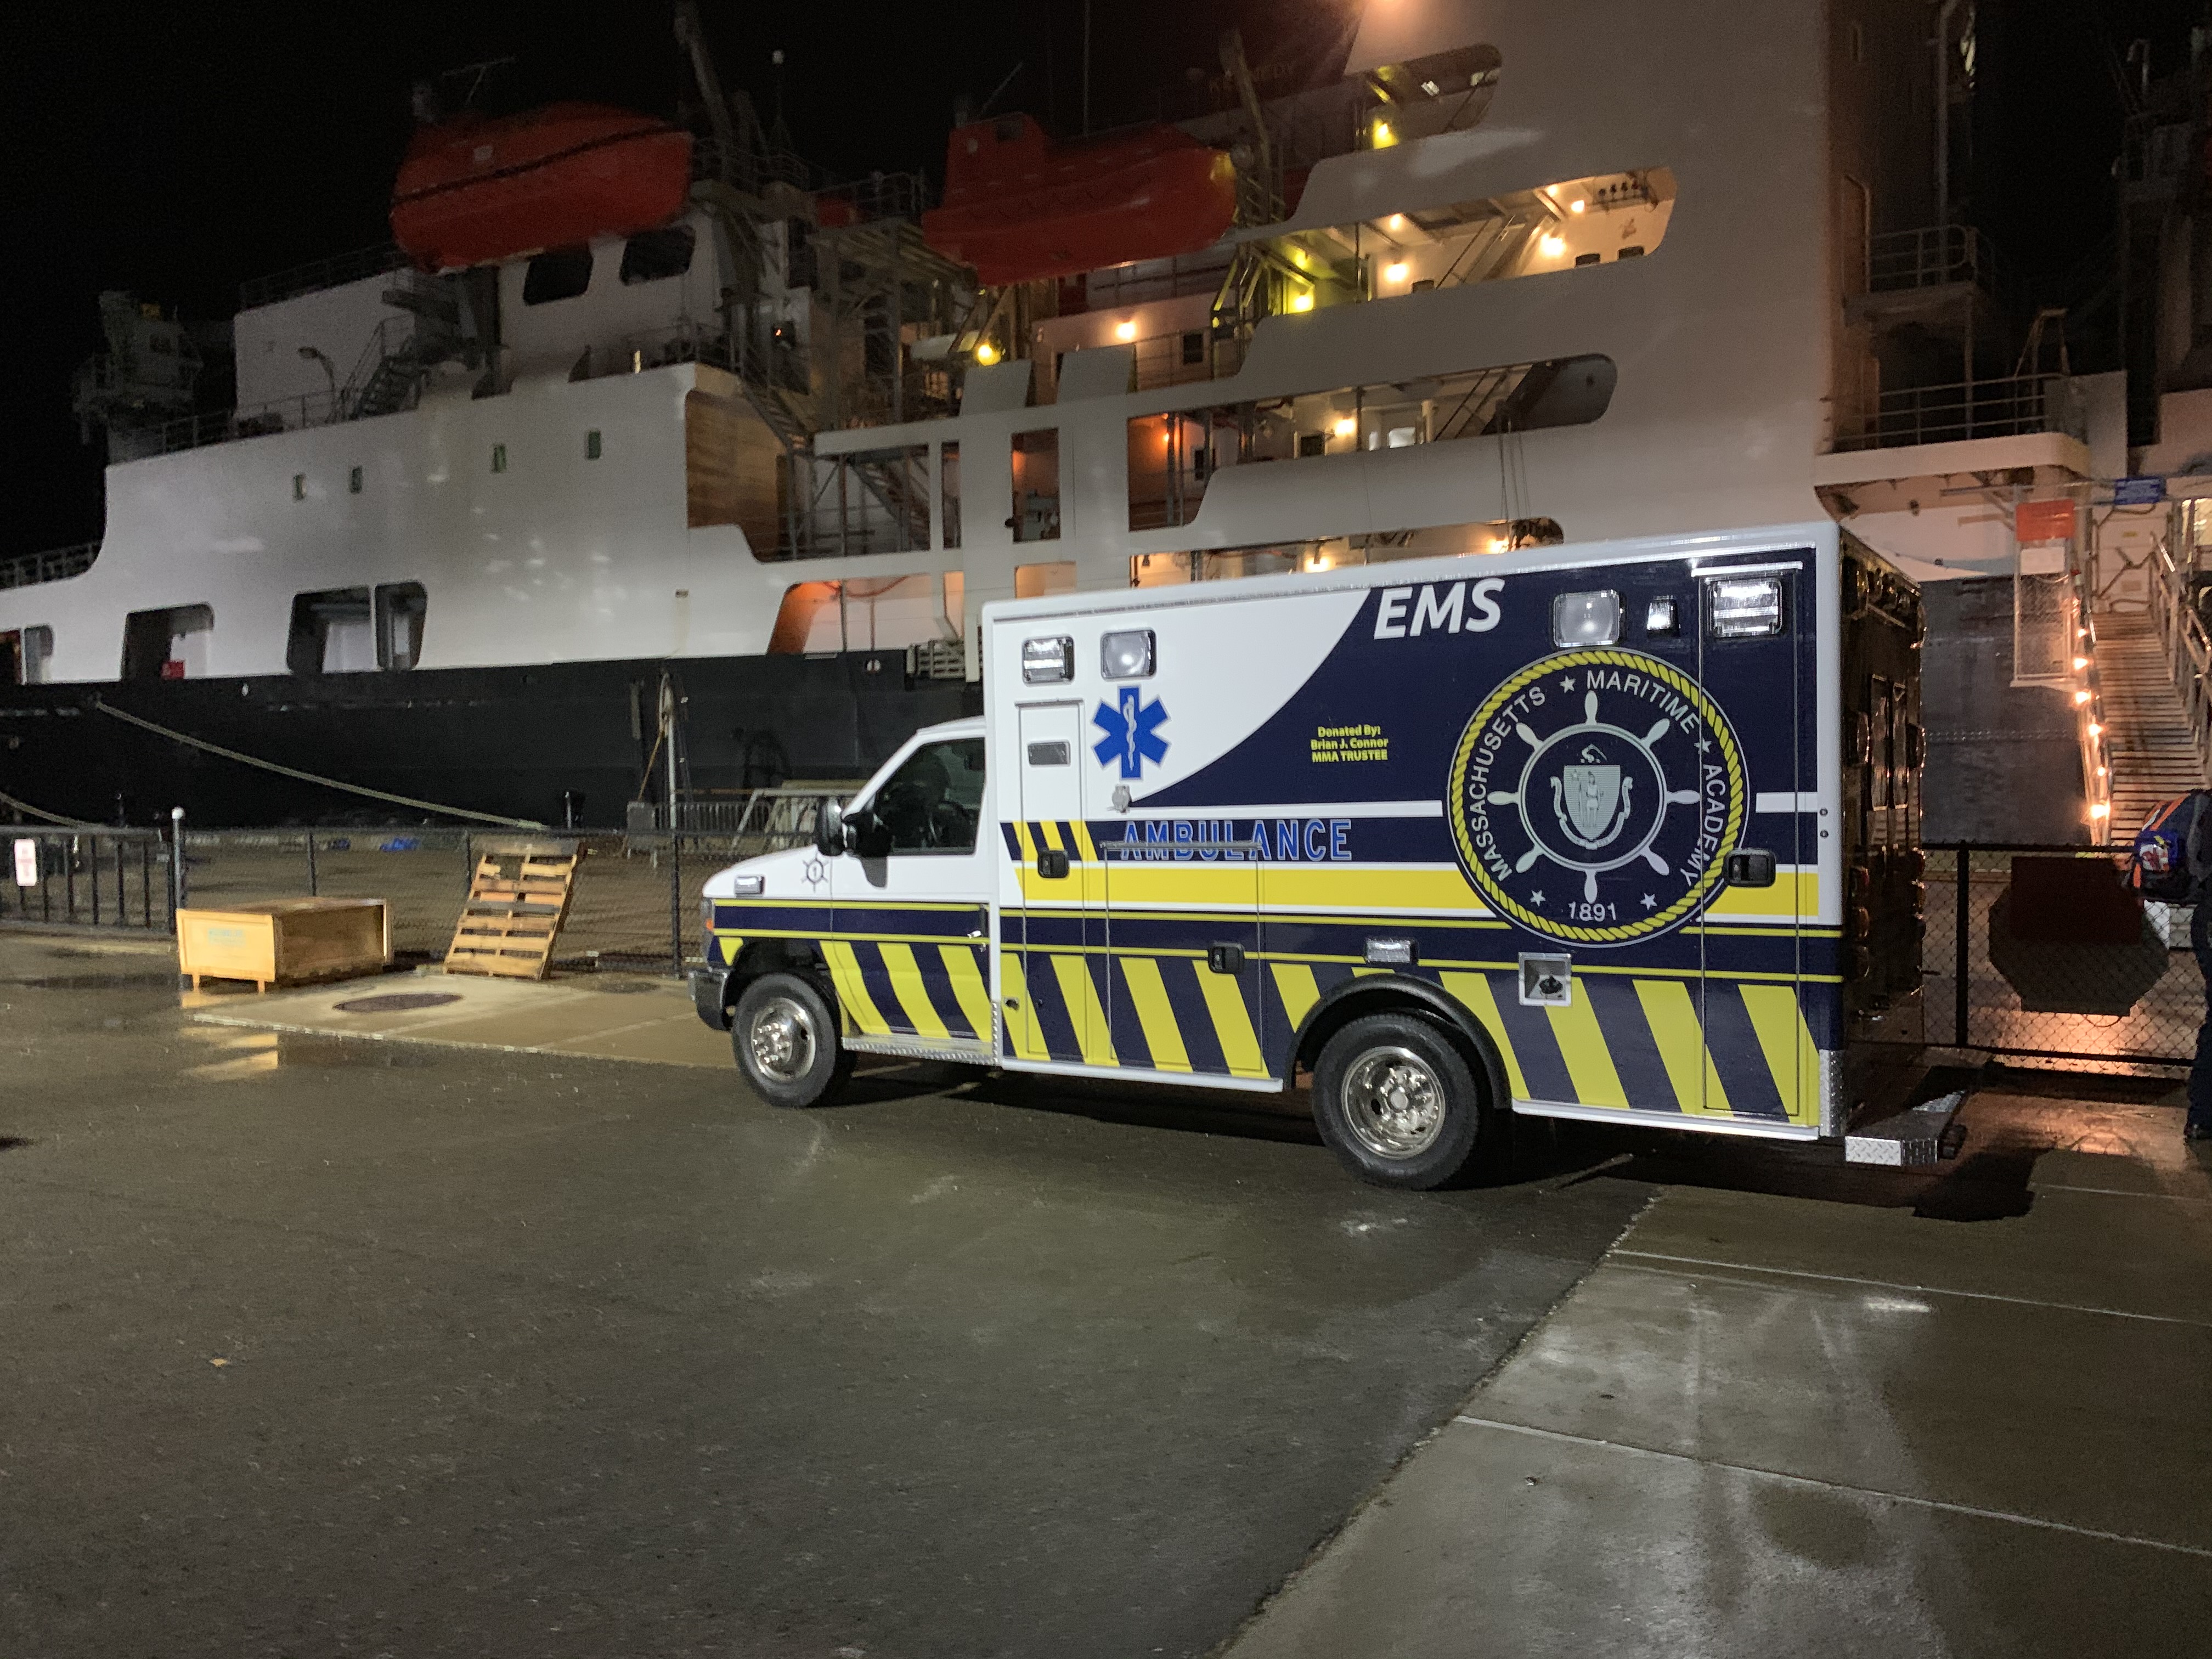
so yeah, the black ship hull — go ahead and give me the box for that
[0,649,979,827]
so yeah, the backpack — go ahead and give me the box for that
[2130,790,2212,904]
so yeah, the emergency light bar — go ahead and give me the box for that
[1022,636,1074,683]
[1708,575,1785,637]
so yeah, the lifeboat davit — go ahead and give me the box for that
[921,115,1236,287]
[390,101,695,272]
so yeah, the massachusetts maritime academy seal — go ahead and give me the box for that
[1447,648,1746,945]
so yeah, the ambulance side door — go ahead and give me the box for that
[826,734,996,1057]
[1696,554,1821,1128]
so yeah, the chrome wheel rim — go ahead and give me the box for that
[1341,1046,1446,1159]
[747,994,819,1082]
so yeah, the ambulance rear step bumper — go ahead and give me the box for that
[1844,1090,1968,1166]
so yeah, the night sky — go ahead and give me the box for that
[1,0,2197,561]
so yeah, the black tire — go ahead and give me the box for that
[731,972,854,1108]
[1311,1012,1487,1189]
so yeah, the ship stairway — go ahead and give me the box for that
[1431,363,1530,442]
[342,273,469,421]
[2092,609,2207,837]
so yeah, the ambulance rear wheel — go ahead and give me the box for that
[1312,1013,1485,1189]
[733,972,853,1109]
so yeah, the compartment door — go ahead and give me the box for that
[1010,703,1111,1067]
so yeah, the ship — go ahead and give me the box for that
[0,0,2142,839]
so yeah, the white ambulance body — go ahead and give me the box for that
[695,521,1925,1188]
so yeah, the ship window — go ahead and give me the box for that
[376,583,427,670]
[1011,430,1060,542]
[286,588,374,675]
[620,225,695,285]
[1297,433,1327,458]
[122,605,213,682]
[1,627,51,685]
[1181,331,1205,366]
[940,441,961,549]
[348,465,363,494]
[522,246,594,304]
[586,429,602,460]
[292,473,306,501]
[491,443,507,473]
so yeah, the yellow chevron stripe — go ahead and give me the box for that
[938,945,995,1046]
[1012,822,1039,864]
[1270,962,1322,1034]
[1545,986,1629,1108]
[1197,969,1268,1078]
[1039,820,1066,851]
[1050,953,1118,1066]
[1070,821,1098,861]
[1442,971,1528,1100]
[1119,956,1192,1071]
[821,940,891,1036]
[1739,984,1822,1126]
[1632,979,1733,1118]
[1008,953,1052,1061]
[876,943,951,1042]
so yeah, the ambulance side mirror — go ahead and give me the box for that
[814,799,847,856]
[843,807,891,859]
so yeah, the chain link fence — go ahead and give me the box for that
[2,818,830,974]
[1913,844,2200,1069]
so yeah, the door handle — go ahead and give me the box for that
[1036,848,1070,879]
[1206,943,1245,974]
[1724,849,1776,887]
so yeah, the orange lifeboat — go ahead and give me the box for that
[390,102,694,271]
[921,115,1236,287]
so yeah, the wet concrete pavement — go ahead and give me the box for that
[1223,1082,2212,1658]
[0,934,1654,1658]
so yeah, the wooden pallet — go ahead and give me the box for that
[443,839,580,980]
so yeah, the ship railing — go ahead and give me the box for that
[2150,533,2212,787]
[1035,328,1248,404]
[239,244,412,312]
[1864,225,1997,296]
[108,388,346,462]
[0,540,101,592]
[1829,373,2083,453]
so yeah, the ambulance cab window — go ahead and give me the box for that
[871,737,986,853]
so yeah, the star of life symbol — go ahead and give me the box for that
[1449,649,1745,946]
[1092,687,1170,780]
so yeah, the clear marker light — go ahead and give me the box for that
[1553,590,1622,646]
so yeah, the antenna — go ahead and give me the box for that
[673,0,740,180]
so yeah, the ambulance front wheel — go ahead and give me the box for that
[1312,1013,1487,1189]
[733,972,854,1109]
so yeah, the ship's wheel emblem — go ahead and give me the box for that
[1448,649,1747,946]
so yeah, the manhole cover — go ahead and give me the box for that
[333,992,464,1014]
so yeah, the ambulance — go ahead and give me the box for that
[693,522,1925,1188]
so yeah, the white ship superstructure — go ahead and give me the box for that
[0,0,2120,826]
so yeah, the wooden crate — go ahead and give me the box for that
[444,839,580,981]
[177,899,391,993]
